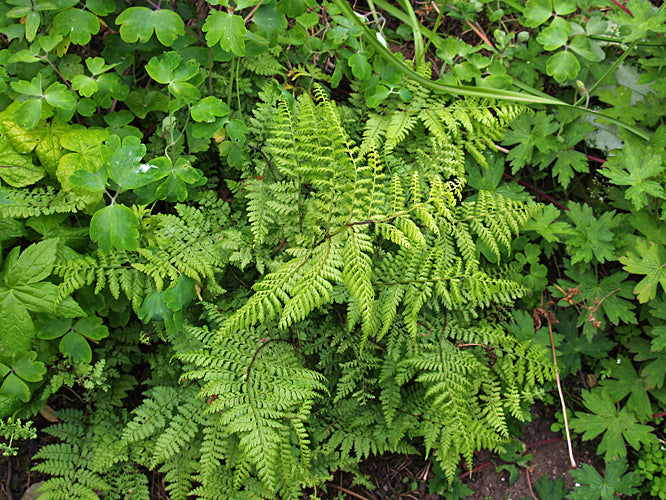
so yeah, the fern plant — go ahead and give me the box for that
[228,84,537,343]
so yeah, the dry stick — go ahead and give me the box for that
[327,484,377,500]
[546,316,577,468]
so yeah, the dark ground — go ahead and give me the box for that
[2,403,594,500]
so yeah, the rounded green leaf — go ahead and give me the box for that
[546,51,580,82]
[90,204,140,252]
[69,167,107,192]
[202,11,246,56]
[569,35,600,62]
[53,8,100,45]
[537,18,571,50]
[101,135,149,189]
[366,84,390,108]
[226,119,248,147]
[44,82,77,110]
[13,352,46,383]
[0,373,31,402]
[191,96,230,123]
[59,330,92,364]
[348,53,372,80]
[14,99,42,130]
[72,316,109,341]
[35,315,73,340]
[115,7,184,47]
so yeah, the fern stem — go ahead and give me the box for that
[546,315,576,468]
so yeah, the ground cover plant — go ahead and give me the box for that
[0,0,664,498]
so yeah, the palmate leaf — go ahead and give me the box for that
[570,388,657,460]
[601,144,665,210]
[568,459,642,500]
[619,238,666,303]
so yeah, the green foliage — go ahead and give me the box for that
[0,0,663,496]
[571,388,657,460]
[637,443,666,499]
[568,458,643,500]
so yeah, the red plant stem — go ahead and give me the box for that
[526,437,562,449]
[502,174,569,211]
[586,154,606,164]
[653,411,666,419]
[609,0,633,16]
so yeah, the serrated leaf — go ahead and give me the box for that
[4,239,58,287]
[569,459,642,500]
[599,356,652,422]
[90,204,140,252]
[571,389,657,459]
[0,136,45,187]
[115,7,185,46]
[619,239,666,303]
[0,295,34,361]
[601,144,664,210]
[203,11,247,56]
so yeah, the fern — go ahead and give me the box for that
[224,86,530,341]
[0,185,98,218]
[179,327,327,494]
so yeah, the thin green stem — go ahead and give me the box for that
[396,0,425,67]
[329,0,649,140]
[423,0,447,57]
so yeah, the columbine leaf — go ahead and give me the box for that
[100,135,152,189]
[191,96,230,122]
[115,7,184,46]
[537,18,571,50]
[348,53,372,80]
[90,204,140,252]
[72,316,109,341]
[202,11,247,56]
[0,373,31,402]
[546,51,580,82]
[13,352,46,382]
[60,330,92,363]
[53,8,100,44]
